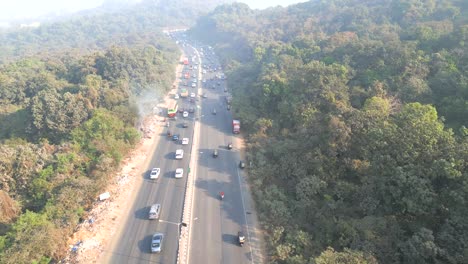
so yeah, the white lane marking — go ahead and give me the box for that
[236,164,255,264]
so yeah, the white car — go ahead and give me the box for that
[149,168,160,180]
[202,70,206,74]
[190,93,195,98]
[191,82,196,88]
[182,138,189,145]
[202,79,206,83]
[174,94,179,99]
[175,149,184,159]
[151,233,163,253]
[183,111,189,118]
[175,168,184,178]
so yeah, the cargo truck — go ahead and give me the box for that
[232,120,240,134]
[180,89,189,98]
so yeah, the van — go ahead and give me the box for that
[149,204,161,220]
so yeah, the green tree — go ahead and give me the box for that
[315,247,377,264]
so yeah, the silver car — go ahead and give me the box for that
[151,233,163,253]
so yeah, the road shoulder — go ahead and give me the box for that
[235,136,268,264]
[63,55,185,264]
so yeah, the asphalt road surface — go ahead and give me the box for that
[101,37,252,264]
[102,47,198,264]
[188,45,252,264]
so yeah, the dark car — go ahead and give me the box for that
[213,149,218,158]
[189,108,195,113]
[227,143,233,150]
[182,122,188,128]
[172,134,179,141]
[212,108,217,115]
[178,108,184,113]
[239,161,245,169]
[227,105,231,111]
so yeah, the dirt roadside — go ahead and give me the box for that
[63,56,185,264]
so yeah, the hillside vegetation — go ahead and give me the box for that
[0,44,179,263]
[191,0,468,263]
[0,0,196,262]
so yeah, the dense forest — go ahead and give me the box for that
[0,0,207,261]
[0,0,234,64]
[0,45,179,263]
[191,0,468,263]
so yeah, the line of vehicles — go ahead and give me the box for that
[145,46,200,255]
[147,33,248,255]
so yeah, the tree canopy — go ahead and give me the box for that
[0,2,182,260]
[190,0,468,263]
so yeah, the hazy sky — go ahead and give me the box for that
[0,0,307,21]
[1,0,102,20]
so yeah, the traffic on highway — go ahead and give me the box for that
[175,35,254,264]
[101,30,257,264]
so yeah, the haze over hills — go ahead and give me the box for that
[0,0,305,28]
[0,0,236,63]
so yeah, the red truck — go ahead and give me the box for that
[183,58,189,65]
[232,120,240,134]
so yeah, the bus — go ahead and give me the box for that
[167,100,178,117]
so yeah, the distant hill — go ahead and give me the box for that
[0,0,234,63]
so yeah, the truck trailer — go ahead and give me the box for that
[232,120,240,134]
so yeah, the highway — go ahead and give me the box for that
[101,34,255,264]
[101,43,198,264]
[186,43,252,263]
